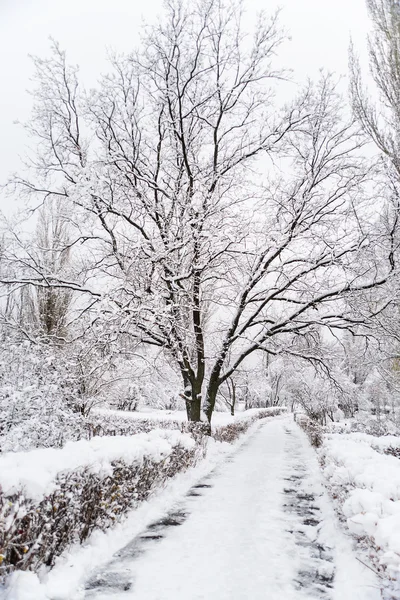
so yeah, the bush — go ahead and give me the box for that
[296,414,323,447]
[0,342,87,453]
[85,411,183,439]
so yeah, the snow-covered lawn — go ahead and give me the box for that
[320,432,400,597]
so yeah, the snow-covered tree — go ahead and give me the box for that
[350,0,400,178]
[1,0,397,423]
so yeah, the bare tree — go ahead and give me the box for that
[0,199,74,342]
[1,0,397,423]
[218,376,238,415]
[350,0,400,177]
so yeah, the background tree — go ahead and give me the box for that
[350,0,400,178]
[26,200,72,339]
[349,0,400,426]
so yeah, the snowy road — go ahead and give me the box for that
[82,417,381,600]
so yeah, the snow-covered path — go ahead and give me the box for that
[82,417,381,600]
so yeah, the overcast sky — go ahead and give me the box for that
[0,0,371,202]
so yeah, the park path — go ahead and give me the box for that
[83,416,381,600]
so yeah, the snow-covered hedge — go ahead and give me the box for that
[319,433,400,594]
[0,430,204,581]
[213,407,286,443]
[87,407,286,441]
[86,410,192,438]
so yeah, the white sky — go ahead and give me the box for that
[0,0,371,199]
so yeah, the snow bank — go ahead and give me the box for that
[0,429,195,502]
[320,433,400,586]
[324,431,400,451]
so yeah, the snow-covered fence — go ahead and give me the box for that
[0,430,204,581]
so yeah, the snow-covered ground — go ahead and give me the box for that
[320,432,400,597]
[5,415,382,600]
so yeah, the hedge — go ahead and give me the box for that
[0,431,203,581]
[213,407,286,443]
[86,407,287,442]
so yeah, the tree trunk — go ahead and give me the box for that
[204,376,220,423]
[228,378,236,416]
[188,396,201,421]
[180,371,193,421]
[181,372,203,422]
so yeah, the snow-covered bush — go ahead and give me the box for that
[0,341,86,452]
[0,430,204,581]
[296,414,323,447]
[319,433,400,595]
